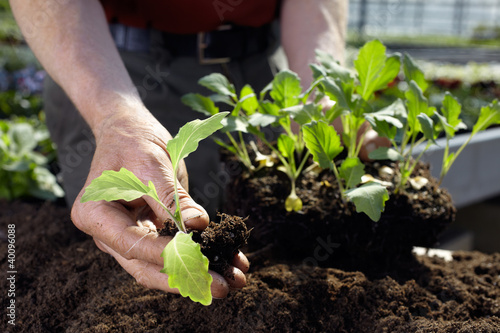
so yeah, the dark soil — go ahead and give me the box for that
[159,213,250,276]
[1,200,499,332]
[224,154,456,277]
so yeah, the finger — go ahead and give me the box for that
[232,251,250,273]
[99,240,180,294]
[224,266,247,289]
[98,241,230,298]
[73,201,171,266]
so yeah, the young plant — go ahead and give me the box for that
[0,116,64,200]
[183,71,314,212]
[302,120,389,221]
[366,53,500,192]
[81,112,228,306]
[182,51,391,220]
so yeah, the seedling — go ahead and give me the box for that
[182,43,393,221]
[365,53,500,191]
[182,71,313,212]
[81,112,228,306]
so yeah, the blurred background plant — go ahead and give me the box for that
[0,0,62,201]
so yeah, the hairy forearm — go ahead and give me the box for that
[10,0,146,132]
[281,0,348,87]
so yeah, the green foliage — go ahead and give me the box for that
[81,168,168,211]
[345,182,389,222]
[0,116,63,201]
[166,112,228,226]
[354,40,401,101]
[0,91,44,118]
[303,120,342,170]
[81,114,228,306]
[161,232,213,306]
[183,39,498,221]
[366,52,500,189]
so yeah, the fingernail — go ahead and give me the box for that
[184,213,202,221]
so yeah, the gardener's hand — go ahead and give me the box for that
[71,111,249,299]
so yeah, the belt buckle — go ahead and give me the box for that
[197,25,231,65]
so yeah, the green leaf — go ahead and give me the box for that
[221,116,249,133]
[259,100,281,116]
[248,113,279,128]
[161,232,213,306]
[472,100,500,135]
[199,73,236,97]
[405,80,429,133]
[339,157,365,189]
[277,134,295,159]
[374,54,401,91]
[434,111,456,140]
[9,122,36,154]
[354,40,400,101]
[345,182,389,222]
[303,121,343,170]
[403,53,429,92]
[29,166,65,200]
[270,70,302,108]
[167,113,228,172]
[208,94,234,105]
[283,103,324,125]
[81,168,164,206]
[310,63,328,80]
[181,93,219,116]
[240,85,258,115]
[368,147,403,161]
[259,81,273,100]
[364,100,405,140]
[365,116,397,140]
[417,113,436,142]
[441,92,464,129]
[2,160,31,172]
[315,49,352,82]
[322,78,352,111]
[325,103,346,123]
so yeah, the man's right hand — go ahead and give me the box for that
[71,111,249,299]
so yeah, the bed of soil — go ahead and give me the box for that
[1,200,499,332]
[224,154,456,276]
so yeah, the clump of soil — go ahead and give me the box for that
[224,153,456,275]
[159,213,250,275]
[0,200,499,332]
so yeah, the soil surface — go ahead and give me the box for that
[1,200,499,332]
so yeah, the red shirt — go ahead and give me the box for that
[100,0,279,34]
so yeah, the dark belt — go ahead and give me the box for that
[109,23,271,65]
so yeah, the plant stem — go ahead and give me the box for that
[408,140,432,179]
[354,128,368,158]
[331,161,346,201]
[172,169,186,233]
[438,132,474,185]
[226,132,254,171]
[397,132,417,193]
[296,151,311,178]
